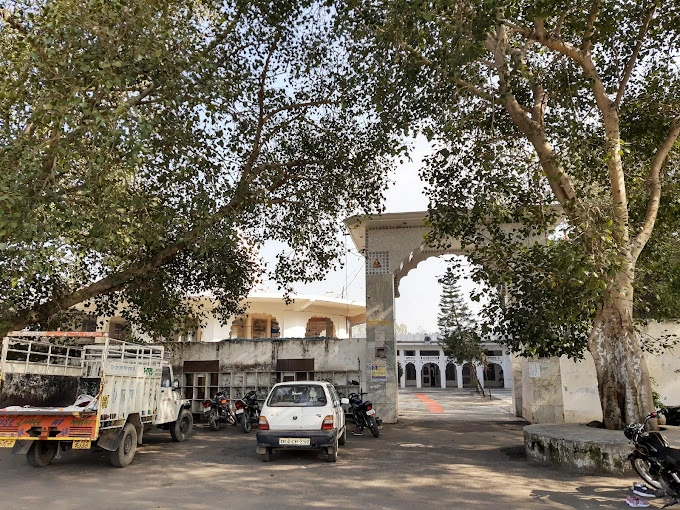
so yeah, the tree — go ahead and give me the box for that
[348,0,680,428]
[0,0,397,338]
[437,266,485,395]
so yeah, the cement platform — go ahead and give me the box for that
[525,423,680,474]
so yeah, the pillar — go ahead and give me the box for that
[365,273,398,423]
[456,365,463,388]
[476,365,485,388]
[439,360,446,388]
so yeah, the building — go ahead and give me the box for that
[396,334,512,390]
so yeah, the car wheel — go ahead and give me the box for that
[327,437,338,463]
[338,426,347,446]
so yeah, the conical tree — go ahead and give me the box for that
[437,267,486,395]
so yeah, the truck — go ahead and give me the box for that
[0,331,193,467]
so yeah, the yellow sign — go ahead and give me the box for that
[0,439,16,448]
[371,360,387,381]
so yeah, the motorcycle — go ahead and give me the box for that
[202,391,237,431]
[348,391,381,438]
[234,390,260,433]
[625,409,680,507]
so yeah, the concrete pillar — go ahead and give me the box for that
[439,361,446,388]
[415,361,422,388]
[399,359,406,388]
[365,273,398,423]
[456,365,463,388]
[245,316,252,339]
[476,365,485,388]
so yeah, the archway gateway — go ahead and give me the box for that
[345,211,548,423]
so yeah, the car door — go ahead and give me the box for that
[328,384,344,431]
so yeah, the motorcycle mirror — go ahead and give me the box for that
[172,379,180,389]
[341,398,349,405]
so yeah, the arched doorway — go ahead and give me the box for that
[405,362,416,387]
[421,363,441,388]
[445,363,457,386]
[485,362,504,388]
[462,363,476,388]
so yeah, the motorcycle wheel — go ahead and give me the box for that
[630,453,663,490]
[208,409,221,431]
[368,416,380,438]
[241,411,252,433]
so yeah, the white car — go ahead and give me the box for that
[256,381,349,462]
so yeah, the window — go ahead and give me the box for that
[267,384,327,407]
[420,350,440,357]
[405,350,415,356]
[81,317,97,332]
[305,317,335,338]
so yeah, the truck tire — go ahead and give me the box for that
[170,409,193,442]
[26,441,58,467]
[110,423,137,468]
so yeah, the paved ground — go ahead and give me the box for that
[0,388,660,509]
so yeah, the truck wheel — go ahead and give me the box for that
[110,423,137,468]
[26,441,58,467]
[171,409,194,442]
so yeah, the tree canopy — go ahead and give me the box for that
[347,0,680,427]
[0,0,397,338]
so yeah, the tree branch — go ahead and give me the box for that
[581,0,602,53]
[631,117,680,261]
[615,1,657,108]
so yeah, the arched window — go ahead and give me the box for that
[305,317,335,338]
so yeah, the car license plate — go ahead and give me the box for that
[279,437,310,446]
[0,439,16,448]
[235,409,243,415]
[72,440,91,450]
[366,409,376,416]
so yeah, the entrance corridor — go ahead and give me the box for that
[397,387,519,423]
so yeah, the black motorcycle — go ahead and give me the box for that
[348,392,381,438]
[202,391,237,431]
[625,409,680,507]
[234,390,260,433]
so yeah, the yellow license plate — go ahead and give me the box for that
[0,439,16,448]
[72,440,91,450]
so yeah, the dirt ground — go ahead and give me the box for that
[0,389,653,509]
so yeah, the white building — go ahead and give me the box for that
[396,334,512,390]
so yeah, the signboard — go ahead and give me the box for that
[370,360,387,382]
[528,362,541,378]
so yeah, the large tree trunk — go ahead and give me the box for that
[587,266,654,430]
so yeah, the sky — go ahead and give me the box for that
[262,136,482,334]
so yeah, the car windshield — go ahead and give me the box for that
[267,384,327,407]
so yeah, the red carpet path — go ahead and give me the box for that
[415,393,445,413]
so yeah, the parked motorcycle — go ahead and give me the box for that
[348,392,381,438]
[202,391,236,431]
[234,390,260,433]
[625,409,680,507]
